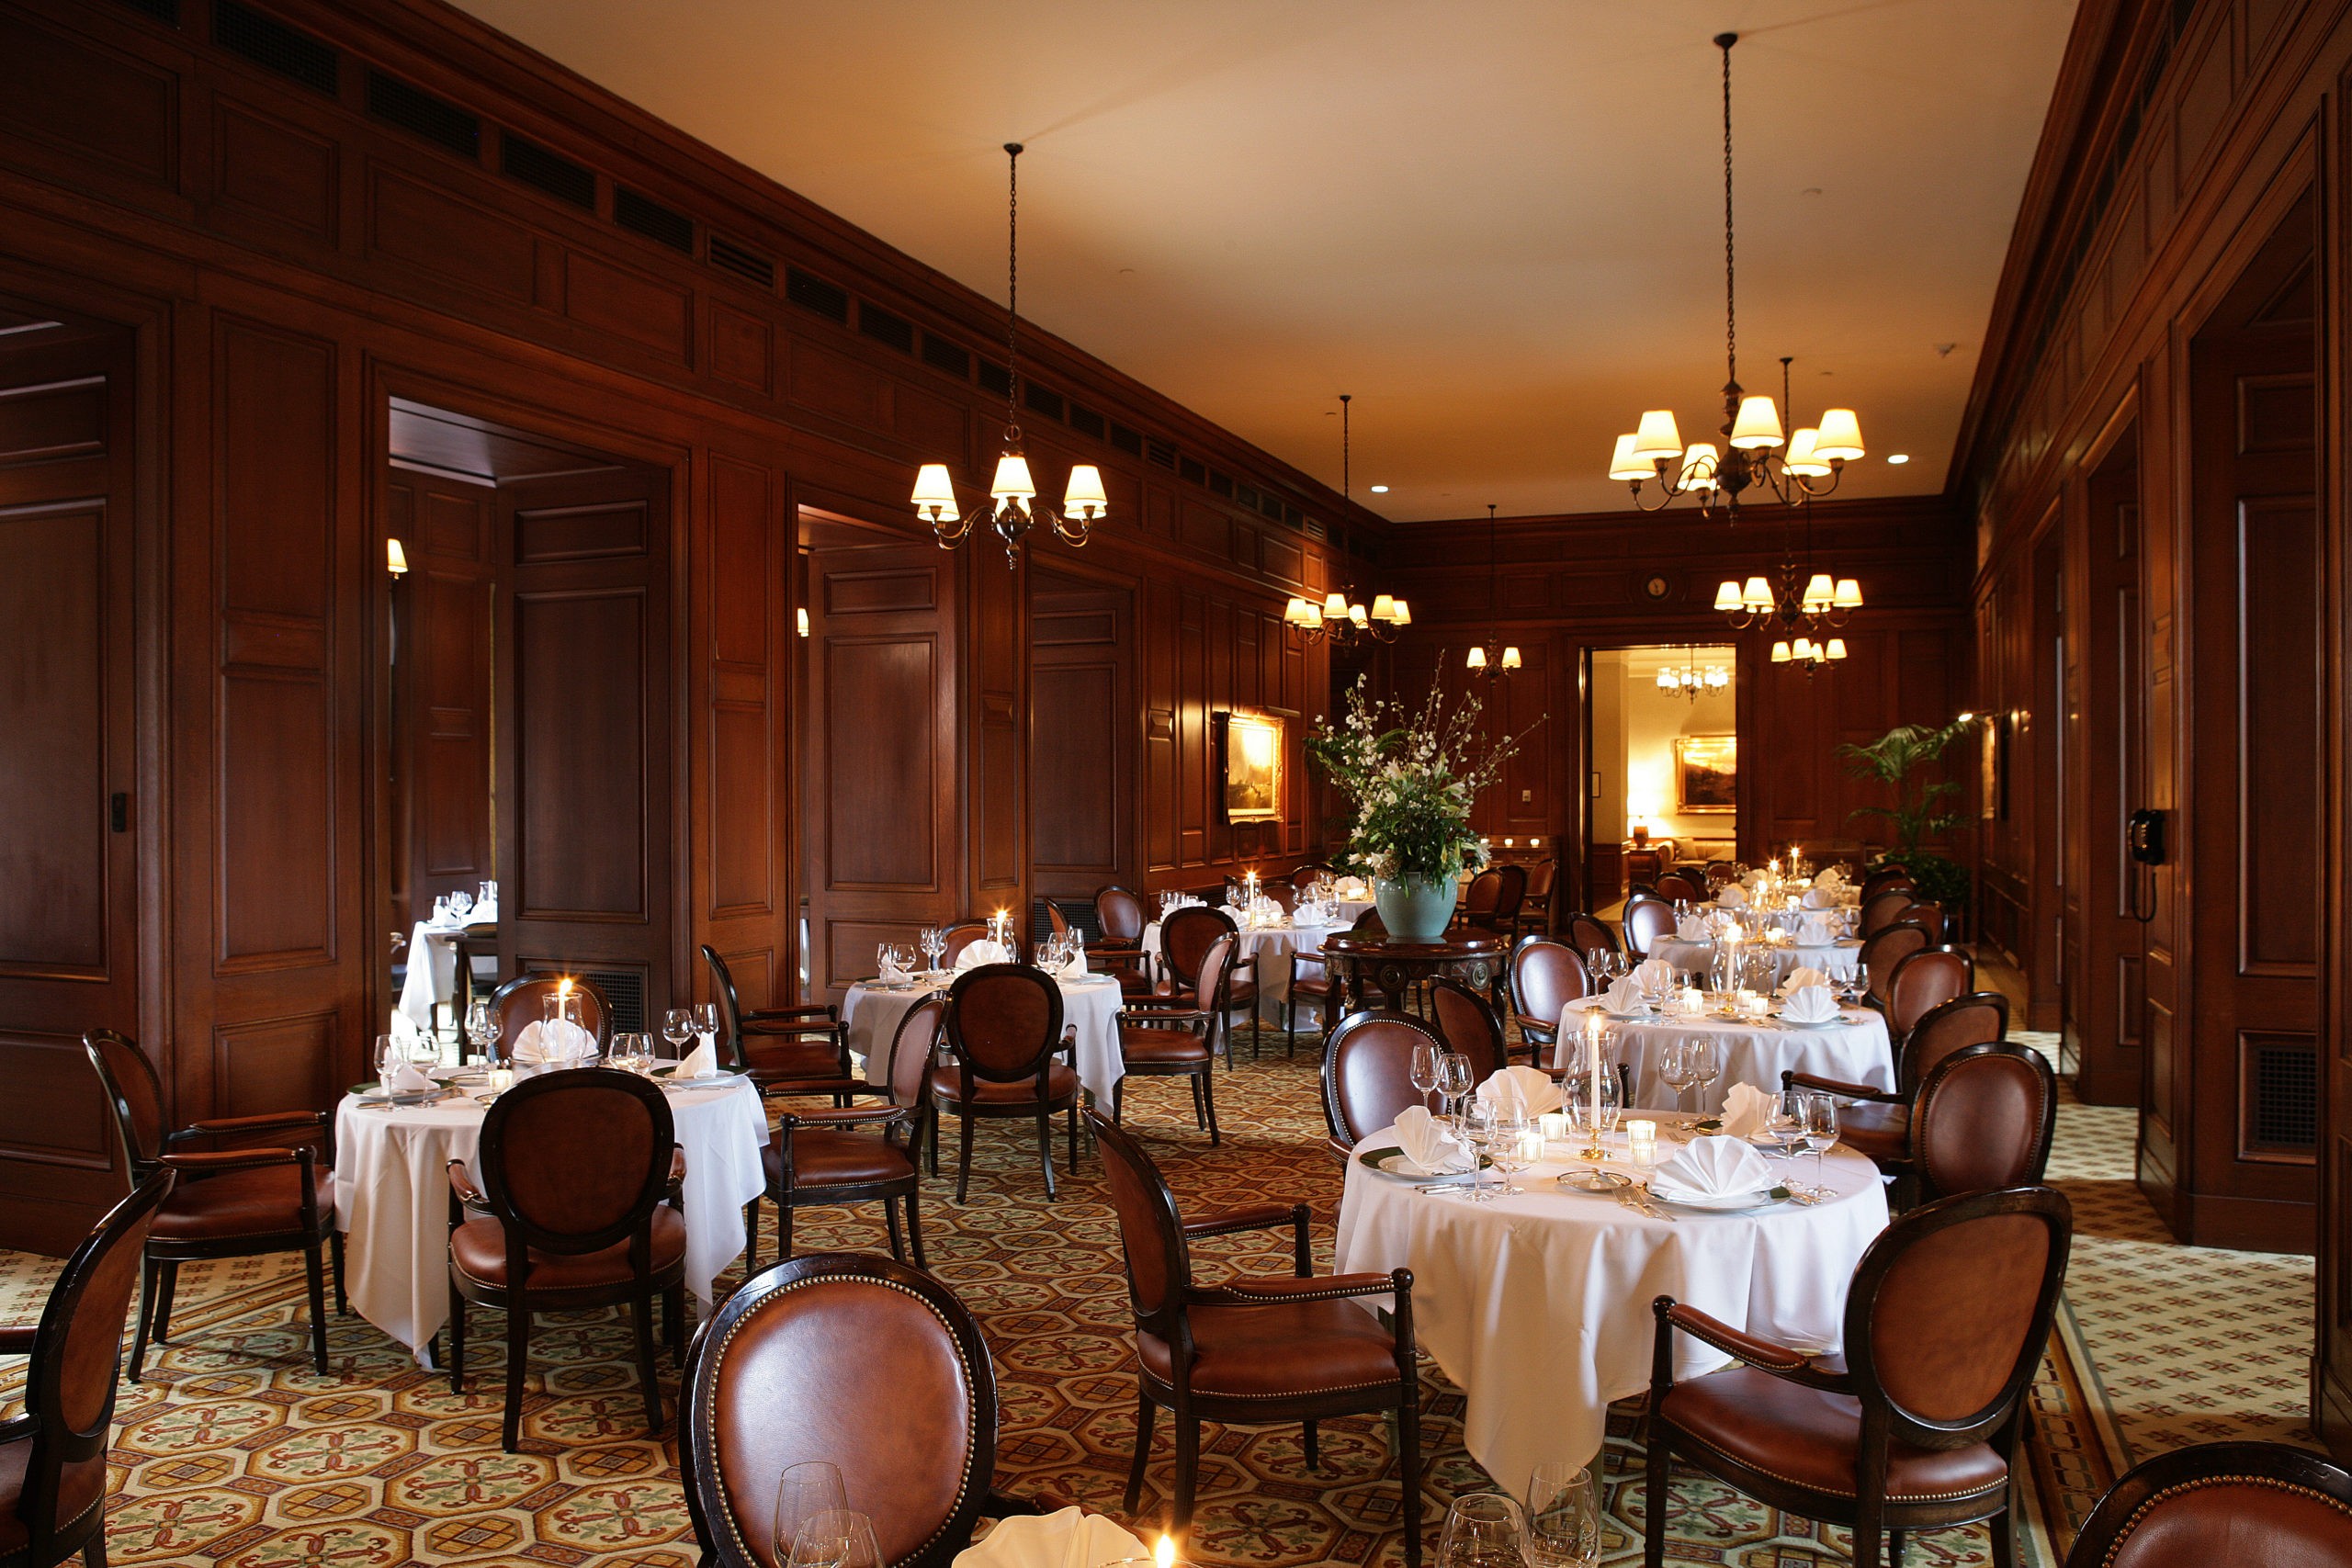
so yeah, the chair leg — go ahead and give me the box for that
[330,1229,347,1315]
[1852,1505,1883,1568]
[1068,1103,1080,1174]
[1035,1107,1058,1201]
[1988,1494,2018,1568]
[447,1289,468,1394]
[778,1199,794,1265]
[151,1260,178,1348]
[1172,1411,1200,1539]
[742,1197,760,1275]
[1643,1422,1671,1567]
[955,1110,975,1204]
[1112,1078,1125,1125]
[928,1112,940,1177]
[128,1257,159,1382]
[630,1291,662,1438]
[1202,1068,1221,1147]
[502,1303,530,1453]
[904,1192,929,1269]
[884,1195,906,1262]
[1399,1393,1422,1568]
[83,1527,108,1567]
[1890,1528,1909,1568]
[302,1237,330,1376]
[1122,1392,1156,1514]
[666,1285,685,1361]
[1302,1418,1319,1470]
[1188,1073,1206,1132]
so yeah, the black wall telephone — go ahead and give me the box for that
[2126,809,2165,923]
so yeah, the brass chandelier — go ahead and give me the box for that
[1285,395,1408,643]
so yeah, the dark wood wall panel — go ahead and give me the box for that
[825,637,938,888]
[0,505,105,972]
[514,589,648,916]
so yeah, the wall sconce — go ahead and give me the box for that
[797,607,810,637]
[386,538,409,576]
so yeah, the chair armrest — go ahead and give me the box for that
[745,1003,838,1021]
[1661,1301,1851,1390]
[778,1105,906,1130]
[741,1017,844,1039]
[169,1109,328,1143]
[160,1148,302,1172]
[1195,1269,1406,1307]
[0,1414,32,1445]
[1182,1202,1306,1240]
[447,1160,486,1207]
[0,1325,36,1356]
[1783,1070,1902,1103]
[753,1076,871,1099]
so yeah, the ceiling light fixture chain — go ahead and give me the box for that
[910,143,1106,565]
[1464,503,1520,675]
[1720,30,1737,397]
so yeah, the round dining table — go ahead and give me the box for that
[334,1067,769,1365]
[841,972,1127,1098]
[1548,998,1895,1109]
[1332,1118,1890,1489]
[1644,936,1861,988]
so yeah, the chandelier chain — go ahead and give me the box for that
[1004,142,1021,437]
[1721,37,1736,390]
[1340,393,1351,499]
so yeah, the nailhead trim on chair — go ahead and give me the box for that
[1672,1431,2007,1504]
[2096,1475,2352,1568]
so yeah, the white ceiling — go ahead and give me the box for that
[450,0,2076,523]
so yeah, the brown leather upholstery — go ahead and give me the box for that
[145,1162,333,1240]
[937,920,993,964]
[451,1203,687,1289]
[1645,1187,2072,1568]
[1428,979,1504,1077]
[489,973,615,1053]
[1893,902,1946,943]
[1094,886,1148,944]
[1884,946,1972,1037]
[1566,912,1618,956]
[761,1131,914,1189]
[885,995,946,1101]
[1837,1100,1908,1161]
[2064,1442,2352,1568]
[1860,922,1932,1003]
[1113,932,1228,1136]
[1159,906,1235,997]
[1510,938,1589,1043]
[1119,1028,1214,1065]
[939,964,1080,1201]
[1291,863,1335,889]
[1623,897,1676,957]
[1788,993,2013,1201]
[1860,886,1921,936]
[1656,870,1708,902]
[1905,994,2010,1083]
[679,1253,1009,1568]
[1322,1010,1446,1157]
[1912,1046,2056,1202]
[703,944,854,1089]
[1136,1297,1402,1395]
[0,1171,171,1566]
[931,1060,1080,1103]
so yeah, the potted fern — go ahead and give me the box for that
[1836,716,1976,915]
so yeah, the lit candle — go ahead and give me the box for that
[1539,1111,1568,1145]
[1157,1535,1176,1568]
[487,1066,512,1096]
[1519,1128,1545,1166]
[1627,1118,1658,1166]
[1678,985,1702,1016]
[1586,1011,1604,1145]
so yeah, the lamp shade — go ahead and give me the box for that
[1826,637,1849,660]
[1729,394,1784,449]
[1812,408,1864,462]
[386,538,409,575]
[1713,580,1742,612]
[1349,603,1369,628]
[1771,640,1792,663]
[1792,637,1816,660]
[797,606,810,637]
[1392,600,1412,626]
[1609,433,1655,481]
[1322,592,1349,621]
[1803,573,1836,609]
[1370,593,1398,622]
[1633,410,1683,460]
[1677,443,1720,490]
[990,453,1037,500]
[1705,667,1728,688]
[1466,646,1487,670]
[1740,576,1773,611]
[1062,464,1108,515]
[1657,669,1677,691]
[1283,596,1316,626]
[911,463,959,516]
[1782,427,1831,477]
[1833,578,1863,609]
[1500,646,1521,670]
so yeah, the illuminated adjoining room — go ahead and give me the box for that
[1587,646,1738,907]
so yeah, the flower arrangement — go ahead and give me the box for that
[1306,674,1526,886]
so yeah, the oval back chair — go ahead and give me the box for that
[1159,905,1238,1000]
[1860,921,1934,1006]
[1321,1009,1449,1161]
[1901,992,2010,1088]
[935,964,1076,1202]
[1460,868,1505,931]
[1565,911,1618,958]
[1095,886,1149,945]
[1656,869,1708,902]
[1622,897,1677,958]
[1860,886,1921,936]
[1884,946,1974,1038]
[936,920,994,966]
[703,943,853,1089]
[1912,1045,2058,1203]
[1508,937,1590,1056]
[488,973,615,1057]
[2062,1441,2352,1567]
[1428,977,1506,1079]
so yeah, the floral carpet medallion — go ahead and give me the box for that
[0,1025,2316,1566]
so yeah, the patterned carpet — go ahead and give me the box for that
[0,1025,2318,1567]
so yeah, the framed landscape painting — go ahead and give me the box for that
[1674,735,1737,814]
[1220,711,1283,822]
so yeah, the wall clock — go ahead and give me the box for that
[1642,574,1671,600]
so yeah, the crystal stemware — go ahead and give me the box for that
[1440,1492,1528,1568]
[1525,1462,1601,1568]
[773,1462,850,1568]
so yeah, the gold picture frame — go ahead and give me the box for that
[1674,735,1737,814]
[1219,711,1283,822]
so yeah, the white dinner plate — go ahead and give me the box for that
[1777,1014,1849,1030]
[1645,1184,1790,1213]
[1358,1146,1484,1182]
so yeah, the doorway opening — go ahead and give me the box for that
[1584,644,1738,915]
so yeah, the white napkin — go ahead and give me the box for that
[1781,985,1841,1025]
[1708,910,1742,939]
[671,1039,718,1079]
[511,1019,594,1065]
[1634,957,1675,988]
[1477,1065,1563,1118]
[1778,966,1829,996]
[1714,886,1747,909]
[1058,948,1089,979]
[1801,887,1834,908]
[1741,869,1768,888]
[1798,913,1838,945]
[955,939,1010,971]
[1813,867,1848,889]
[1719,1081,1777,1139]
[1602,976,1645,1012]
[954,1505,1149,1568]
[389,1010,425,1047]
[1675,913,1715,942]
[380,1059,435,1096]
[1651,1134,1776,1202]
[1390,1106,1473,1176]
[877,955,912,983]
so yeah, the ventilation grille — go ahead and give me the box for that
[367,71,479,158]
[615,186,692,253]
[1305,517,1328,540]
[581,969,646,1035]
[214,0,337,95]
[707,234,775,288]
[921,333,969,378]
[785,267,849,323]
[1179,456,1205,485]
[1032,897,1102,947]
[113,0,179,25]
[2247,1040,2318,1153]
[1147,439,1177,469]
[1024,382,1064,421]
[859,303,913,354]
[978,361,1012,398]
[502,133,594,209]
[1068,403,1105,441]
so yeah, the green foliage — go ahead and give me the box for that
[1306,675,1534,884]
[1838,716,1976,912]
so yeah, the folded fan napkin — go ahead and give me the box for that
[1801,887,1835,908]
[877,956,913,983]
[1778,966,1829,997]
[1813,867,1848,889]
[1781,985,1842,1025]
[511,1019,595,1065]
[1650,1134,1776,1202]
[1634,957,1675,987]
[1476,1064,1564,1119]
[1675,913,1716,942]
[671,1039,717,1079]
[1798,913,1838,945]
[1390,1106,1473,1176]
[1718,1081,1777,1139]
[954,939,1010,971]
[1602,976,1645,1012]
[1714,887,1747,909]
[952,1504,1149,1568]
[1058,948,1089,979]
[380,1059,435,1096]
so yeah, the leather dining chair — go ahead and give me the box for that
[1159,904,1238,1003]
[1644,1185,2074,1568]
[488,973,615,1056]
[701,944,858,1096]
[1859,921,1934,1008]
[2062,1440,2352,1566]
[933,964,1080,1202]
[0,1169,174,1568]
[1111,934,1228,1145]
[936,920,995,966]
[1622,896,1677,958]
[1566,911,1619,959]
[445,1067,686,1451]
[1320,1009,1448,1162]
[1883,945,1974,1038]
[1515,857,1556,940]
[1290,862,1336,889]
[1457,867,1506,933]
[1429,977,1506,1080]
[678,1251,1048,1568]
[1860,862,1915,897]
[1787,991,2010,1202]
[1509,936,1590,1062]
[1656,868,1708,903]
[1090,1111,1422,1562]
[1280,941,1337,1054]
[1860,886,1922,937]
[1909,1045,2058,1203]
[748,994,940,1274]
[1091,886,1156,993]
[84,1028,344,1382]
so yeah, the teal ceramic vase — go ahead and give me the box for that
[1374,874,1454,943]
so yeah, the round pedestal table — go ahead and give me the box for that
[1317,933,1506,1033]
[1550,999,1895,1111]
[842,973,1127,1098]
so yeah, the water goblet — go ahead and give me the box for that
[464,998,500,1064]
[1435,1051,1476,1129]
[376,1033,403,1087]
[662,1008,695,1062]
[1658,1039,1695,1115]
[692,1002,718,1043]
[1803,1091,1841,1202]
[447,888,472,920]
[1409,1043,1442,1115]
[773,1462,849,1568]
[1439,1492,1528,1568]
[1486,1115,1532,1197]
[1685,1035,1722,1111]
[1525,1461,1601,1568]
[1459,1104,1501,1203]
[1766,1089,1811,1174]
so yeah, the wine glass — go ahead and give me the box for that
[1486,1114,1532,1198]
[1409,1043,1442,1115]
[1525,1462,1601,1568]
[376,1033,403,1087]
[662,1008,694,1062]
[1568,1060,1622,1143]
[1440,1492,1528,1568]
[1685,1035,1722,1113]
[1457,1103,1498,1202]
[788,1510,880,1568]
[1766,1089,1811,1174]
[407,1022,443,1074]
[922,928,946,973]
[447,888,472,921]
[1802,1091,1841,1202]
[1658,1039,1695,1115]
[1435,1052,1476,1129]
[773,1462,850,1567]
[692,1002,718,1043]
[464,998,500,1065]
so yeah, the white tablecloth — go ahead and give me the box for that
[1333,1120,1890,1489]
[334,1070,767,1361]
[1645,939,1860,988]
[394,908,497,1032]
[1139,919,1336,1014]
[842,976,1127,1099]
[1553,1002,1894,1111]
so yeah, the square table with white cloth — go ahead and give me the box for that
[1333,1120,1890,1488]
[334,1069,768,1363]
[1551,1000,1895,1111]
[842,974,1128,1099]
[1645,938,1860,988]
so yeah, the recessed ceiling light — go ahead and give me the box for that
[1886,454,1910,465]
[1369,484,1390,493]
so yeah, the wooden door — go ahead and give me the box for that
[0,312,141,1252]
[1029,575,1135,909]
[494,465,673,1035]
